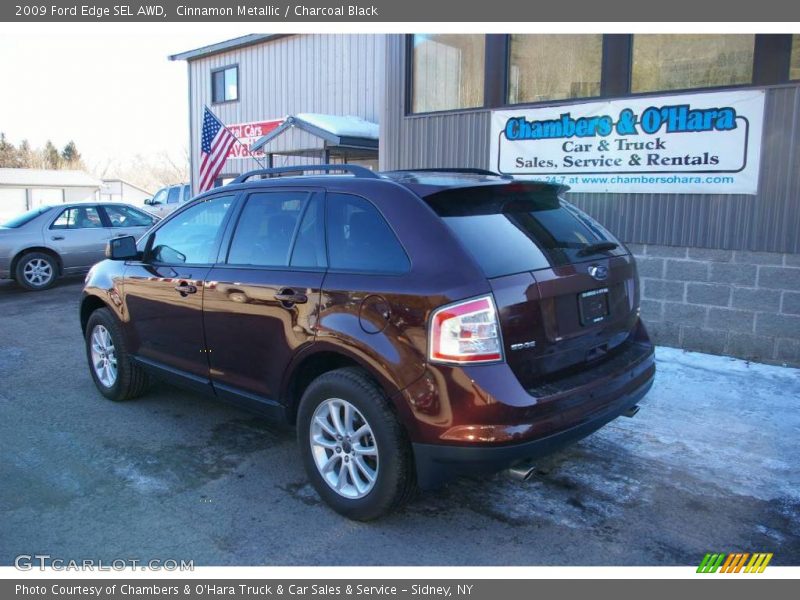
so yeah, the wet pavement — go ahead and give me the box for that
[1,277,798,565]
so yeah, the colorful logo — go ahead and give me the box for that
[697,552,773,573]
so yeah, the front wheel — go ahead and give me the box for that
[85,307,150,402]
[297,368,416,520]
[15,252,57,291]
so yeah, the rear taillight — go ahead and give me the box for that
[429,295,503,363]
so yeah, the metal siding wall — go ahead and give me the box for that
[381,36,491,172]
[188,34,385,191]
[382,35,800,254]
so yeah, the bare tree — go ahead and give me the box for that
[91,150,189,193]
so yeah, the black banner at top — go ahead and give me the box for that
[3,0,800,22]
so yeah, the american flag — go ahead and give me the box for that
[198,107,237,192]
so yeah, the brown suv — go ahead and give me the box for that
[80,166,655,520]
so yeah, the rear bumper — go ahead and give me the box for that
[412,371,654,489]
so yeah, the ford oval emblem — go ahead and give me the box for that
[589,265,608,281]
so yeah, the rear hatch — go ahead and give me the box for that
[424,182,640,389]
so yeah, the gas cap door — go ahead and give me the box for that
[359,294,391,334]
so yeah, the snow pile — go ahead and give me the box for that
[295,113,379,139]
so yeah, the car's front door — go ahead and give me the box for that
[145,187,167,218]
[121,194,237,386]
[203,189,326,403]
[47,205,110,269]
[99,204,157,240]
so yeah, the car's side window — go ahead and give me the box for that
[182,185,191,203]
[326,193,410,274]
[103,205,154,228]
[50,206,104,230]
[226,191,310,268]
[151,188,168,205]
[166,187,181,204]
[147,195,234,265]
[289,195,326,269]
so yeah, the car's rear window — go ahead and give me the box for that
[424,184,620,277]
[1,207,50,228]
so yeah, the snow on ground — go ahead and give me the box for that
[636,347,799,502]
[408,347,800,562]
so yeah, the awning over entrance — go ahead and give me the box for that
[250,113,379,162]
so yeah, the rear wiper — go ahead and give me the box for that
[577,241,618,257]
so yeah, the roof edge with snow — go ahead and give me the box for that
[0,168,102,188]
[250,114,379,154]
[169,34,285,62]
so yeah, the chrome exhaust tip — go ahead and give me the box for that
[506,461,536,482]
[622,404,640,418]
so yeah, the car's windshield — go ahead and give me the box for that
[1,206,50,229]
[424,184,621,276]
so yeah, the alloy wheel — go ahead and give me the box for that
[22,258,53,287]
[309,398,379,499]
[90,324,118,388]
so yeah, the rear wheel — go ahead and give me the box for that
[297,367,416,520]
[15,252,57,291]
[85,308,150,402]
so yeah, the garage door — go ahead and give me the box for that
[0,188,28,223]
[30,187,64,208]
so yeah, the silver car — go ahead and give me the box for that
[0,203,157,291]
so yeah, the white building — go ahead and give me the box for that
[0,168,101,222]
[99,178,152,206]
[170,34,384,192]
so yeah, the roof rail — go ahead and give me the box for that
[386,168,512,179]
[232,164,380,184]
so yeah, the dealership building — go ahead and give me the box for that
[172,33,800,366]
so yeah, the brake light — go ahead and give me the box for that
[429,295,503,363]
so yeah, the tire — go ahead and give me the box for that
[85,307,150,402]
[15,251,58,291]
[297,367,416,520]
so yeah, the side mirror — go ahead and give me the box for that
[106,235,138,260]
[143,198,152,205]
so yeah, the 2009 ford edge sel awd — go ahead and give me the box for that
[80,166,655,520]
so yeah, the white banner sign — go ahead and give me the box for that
[490,90,765,194]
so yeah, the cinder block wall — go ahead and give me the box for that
[630,244,800,367]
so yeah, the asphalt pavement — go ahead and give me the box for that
[1,277,798,566]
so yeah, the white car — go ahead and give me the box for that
[143,183,191,218]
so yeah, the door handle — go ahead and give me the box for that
[51,235,64,241]
[175,282,198,296]
[275,288,308,306]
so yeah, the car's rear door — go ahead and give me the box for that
[47,205,111,269]
[121,193,238,388]
[203,187,326,405]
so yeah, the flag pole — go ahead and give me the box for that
[204,105,269,171]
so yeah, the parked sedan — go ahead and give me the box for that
[0,203,157,291]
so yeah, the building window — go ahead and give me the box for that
[411,34,485,113]
[507,35,603,104]
[631,34,755,93]
[791,35,800,80]
[211,66,238,103]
